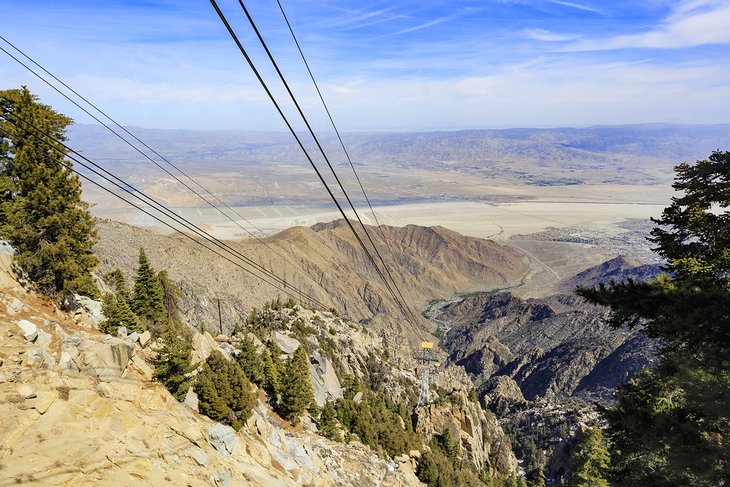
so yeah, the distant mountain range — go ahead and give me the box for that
[69,123,730,197]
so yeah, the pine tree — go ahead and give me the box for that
[569,426,609,487]
[194,350,255,430]
[279,345,314,423]
[100,292,142,334]
[260,347,280,399]
[103,268,130,302]
[578,151,730,485]
[236,336,264,385]
[0,87,98,297]
[153,323,197,400]
[318,400,339,441]
[157,270,182,325]
[528,470,547,487]
[132,248,165,324]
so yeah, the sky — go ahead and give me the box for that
[2,0,730,131]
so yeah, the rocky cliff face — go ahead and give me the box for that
[414,387,517,477]
[93,218,527,342]
[437,258,660,404]
[0,250,422,486]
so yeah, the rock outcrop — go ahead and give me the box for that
[439,289,657,403]
[414,386,517,477]
[0,250,422,486]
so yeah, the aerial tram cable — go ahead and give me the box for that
[209,0,419,329]
[219,0,428,334]
[275,0,388,238]
[274,0,428,334]
[0,124,314,308]
[0,108,331,311]
[0,107,326,309]
[0,36,320,293]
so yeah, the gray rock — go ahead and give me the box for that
[7,297,24,314]
[35,329,52,350]
[139,330,151,348]
[184,388,199,412]
[273,331,300,355]
[75,336,134,381]
[128,332,141,343]
[26,348,56,369]
[207,423,237,457]
[75,295,104,324]
[17,319,38,342]
[117,326,128,338]
[309,353,343,407]
[353,391,364,404]
[0,239,15,255]
[189,447,210,467]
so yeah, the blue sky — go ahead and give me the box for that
[2,0,730,131]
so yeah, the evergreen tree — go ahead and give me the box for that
[194,350,255,430]
[132,248,165,324]
[153,323,197,400]
[528,470,547,487]
[236,336,264,385]
[279,346,314,423]
[0,87,98,297]
[578,151,730,485]
[569,426,609,487]
[318,400,339,441]
[157,270,182,325]
[100,292,142,334]
[260,347,280,399]
[103,268,130,302]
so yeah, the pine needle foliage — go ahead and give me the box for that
[194,350,255,430]
[569,426,609,487]
[132,248,165,325]
[153,323,197,400]
[279,346,314,423]
[578,151,730,485]
[100,292,142,334]
[0,87,98,297]
[236,336,264,385]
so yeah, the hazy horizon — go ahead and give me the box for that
[3,0,730,132]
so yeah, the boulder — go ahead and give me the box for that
[75,336,134,381]
[130,355,153,381]
[207,423,237,457]
[75,295,105,324]
[16,384,36,399]
[308,353,343,407]
[139,330,151,348]
[26,348,56,369]
[246,332,265,353]
[184,388,199,412]
[16,320,38,342]
[6,297,25,315]
[192,331,220,363]
[273,331,300,355]
[35,329,52,350]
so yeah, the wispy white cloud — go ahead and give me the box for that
[568,0,730,50]
[524,28,581,42]
[547,0,605,15]
[378,8,480,38]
